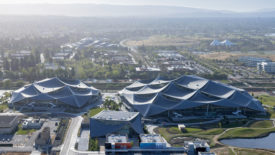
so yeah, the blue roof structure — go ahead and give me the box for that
[119,75,265,117]
[90,110,143,138]
[10,77,100,108]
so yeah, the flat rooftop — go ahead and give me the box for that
[0,116,18,128]
[140,134,164,143]
[186,141,209,148]
[92,110,139,121]
[107,134,128,143]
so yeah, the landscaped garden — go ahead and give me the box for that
[154,119,275,148]
[258,95,275,107]
[16,124,36,135]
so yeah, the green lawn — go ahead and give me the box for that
[155,126,221,147]
[156,121,275,148]
[88,107,104,117]
[155,126,225,146]
[219,127,275,139]
[0,104,8,112]
[183,128,203,133]
[221,119,248,128]
[167,127,182,134]
[16,124,36,135]
[156,127,174,141]
[219,80,231,84]
[266,107,275,118]
[156,127,224,138]
[248,120,274,128]
[197,128,224,135]
[89,138,99,151]
[259,95,275,106]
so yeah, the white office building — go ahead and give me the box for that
[257,62,275,74]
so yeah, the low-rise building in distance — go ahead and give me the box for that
[0,116,20,134]
[22,118,43,129]
[239,56,272,67]
[257,62,275,74]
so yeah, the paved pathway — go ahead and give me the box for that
[30,150,41,155]
[60,116,82,155]
[146,124,171,147]
[78,129,90,151]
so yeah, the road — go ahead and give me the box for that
[40,53,45,64]
[60,116,83,155]
[120,39,150,68]
[146,124,158,134]
[0,112,25,116]
[69,52,76,60]
[60,115,105,155]
[128,53,137,64]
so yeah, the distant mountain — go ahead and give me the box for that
[244,8,275,17]
[0,4,274,18]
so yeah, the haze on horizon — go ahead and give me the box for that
[0,0,274,12]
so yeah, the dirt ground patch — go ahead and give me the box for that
[200,51,275,61]
[126,35,209,47]
[251,91,270,96]
[199,52,240,60]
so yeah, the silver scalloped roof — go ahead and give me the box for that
[119,75,264,117]
[10,77,100,108]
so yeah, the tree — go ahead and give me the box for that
[3,79,12,89]
[3,59,10,71]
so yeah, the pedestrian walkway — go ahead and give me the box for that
[78,129,90,151]
[30,150,41,155]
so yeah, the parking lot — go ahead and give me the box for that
[0,117,60,152]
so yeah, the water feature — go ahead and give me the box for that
[220,133,275,150]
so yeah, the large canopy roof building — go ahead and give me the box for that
[10,77,100,111]
[119,75,265,118]
[90,110,143,138]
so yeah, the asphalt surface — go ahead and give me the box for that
[60,116,83,155]
[78,129,90,151]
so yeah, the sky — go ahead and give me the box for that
[0,0,274,12]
